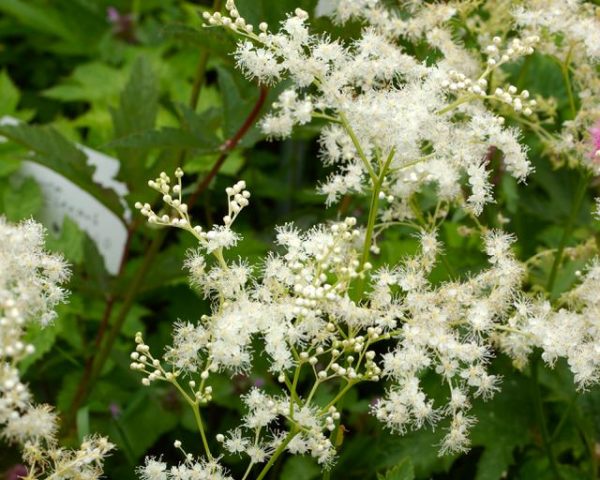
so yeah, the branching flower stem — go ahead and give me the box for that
[360,148,396,271]
[255,428,300,480]
[170,378,213,460]
[64,37,267,436]
[338,110,377,182]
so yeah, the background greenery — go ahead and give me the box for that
[0,1,599,479]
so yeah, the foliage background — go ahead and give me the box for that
[0,1,599,479]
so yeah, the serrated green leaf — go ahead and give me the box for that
[111,57,159,183]
[0,70,20,116]
[108,127,219,152]
[3,176,42,221]
[117,389,178,459]
[46,217,85,265]
[161,24,235,57]
[0,123,125,218]
[19,322,58,373]
[377,459,415,480]
[217,66,265,146]
[280,456,320,480]
[0,0,76,42]
[471,372,535,480]
[43,62,127,103]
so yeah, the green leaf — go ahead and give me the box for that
[234,0,318,27]
[116,389,178,459]
[111,57,159,183]
[280,456,321,480]
[161,24,235,57]
[471,369,535,480]
[0,156,21,177]
[3,176,42,221]
[0,0,76,42]
[217,66,264,147]
[377,459,415,480]
[46,217,86,265]
[108,127,219,153]
[43,62,127,103]
[76,406,90,443]
[0,123,125,218]
[19,322,58,373]
[0,70,20,116]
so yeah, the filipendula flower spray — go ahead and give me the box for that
[0,218,114,479]
[130,1,600,477]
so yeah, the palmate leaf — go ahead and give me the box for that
[0,123,125,219]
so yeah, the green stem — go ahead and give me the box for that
[532,356,563,480]
[320,381,356,415]
[561,46,576,119]
[338,110,377,182]
[546,171,589,296]
[360,149,395,270]
[171,379,213,460]
[192,403,213,460]
[255,429,299,480]
[241,461,255,480]
[191,0,222,107]
[437,95,476,115]
[290,364,302,416]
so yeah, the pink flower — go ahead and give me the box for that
[5,465,27,480]
[589,121,600,160]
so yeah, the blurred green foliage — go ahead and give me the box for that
[0,1,599,479]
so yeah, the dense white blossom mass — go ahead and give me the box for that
[131,1,600,476]
[0,218,114,479]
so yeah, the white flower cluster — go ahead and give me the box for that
[129,0,600,476]
[513,0,600,62]
[134,172,533,458]
[499,261,600,389]
[136,170,249,255]
[203,0,531,216]
[373,230,523,453]
[595,197,600,219]
[138,456,233,480]
[0,218,113,479]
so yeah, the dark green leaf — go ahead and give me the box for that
[0,123,125,218]
[377,459,415,480]
[19,322,58,373]
[108,127,219,153]
[111,57,159,183]
[0,0,76,42]
[0,70,20,116]
[3,176,42,220]
[161,24,236,57]
[76,406,90,443]
[281,456,321,480]
[217,66,264,146]
[46,217,86,265]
